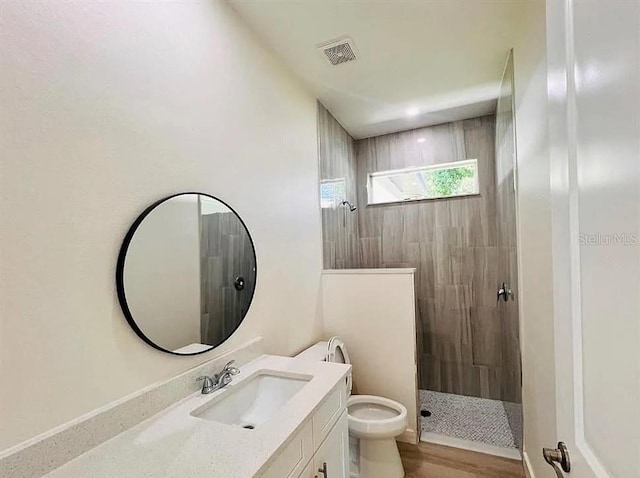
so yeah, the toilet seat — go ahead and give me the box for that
[347,395,408,439]
[326,337,352,395]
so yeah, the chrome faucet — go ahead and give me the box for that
[196,360,240,394]
[196,375,215,394]
[214,360,240,389]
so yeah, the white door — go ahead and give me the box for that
[298,461,314,478]
[313,412,349,478]
[546,1,640,477]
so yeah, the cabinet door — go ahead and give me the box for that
[312,411,349,478]
[261,422,313,478]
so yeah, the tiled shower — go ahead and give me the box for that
[318,54,521,455]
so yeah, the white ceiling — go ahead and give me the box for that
[228,0,525,139]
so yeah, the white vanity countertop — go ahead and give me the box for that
[43,355,351,478]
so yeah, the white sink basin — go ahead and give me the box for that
[191,371,311,429]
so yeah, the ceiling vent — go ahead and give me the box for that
[318,37,358,66]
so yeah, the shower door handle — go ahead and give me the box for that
[497,282,513,302]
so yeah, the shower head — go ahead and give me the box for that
[341,200,357,212]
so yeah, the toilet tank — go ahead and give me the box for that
[296,340,352,397]
[295,341,329,362]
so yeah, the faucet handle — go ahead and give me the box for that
[222,360,240,375]
[196,376,215,394]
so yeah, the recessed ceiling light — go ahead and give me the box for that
[406,107,420,117]
[417,137,426,143]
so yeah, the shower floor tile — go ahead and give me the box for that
[419,390,517,449]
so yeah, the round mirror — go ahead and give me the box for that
[116,193,256,355]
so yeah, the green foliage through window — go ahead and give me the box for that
[427,166,475,197]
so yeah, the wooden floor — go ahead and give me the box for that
[398,441,526,478]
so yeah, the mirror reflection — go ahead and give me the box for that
[117,193,256,355]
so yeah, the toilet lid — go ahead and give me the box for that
[326,337,352,395]
[327,337,350,364]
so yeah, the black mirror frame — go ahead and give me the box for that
[115,192,257,356]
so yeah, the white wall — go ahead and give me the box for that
[512,1,557,475]
[0,0,322,451]
[124,194,201,351]
[321,270,419,444]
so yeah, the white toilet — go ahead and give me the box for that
[296,337,407,478]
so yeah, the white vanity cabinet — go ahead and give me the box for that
[261,382,349,478]
[310,412,349,478]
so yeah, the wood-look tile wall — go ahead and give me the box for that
[318,101,522,403]
[355,116,521,402]
[318,102,360,269]
[200,212,256,345]
[495,52,523,444]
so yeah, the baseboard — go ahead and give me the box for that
[397,428,418,445]
[420,432,523,461]
[523,451,535,478]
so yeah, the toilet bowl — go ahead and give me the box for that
[348,395,408,438]
[347,395,407,478]
[295,338,407,478]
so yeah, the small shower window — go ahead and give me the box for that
[320,178,346,208]
[367,159,479,205]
